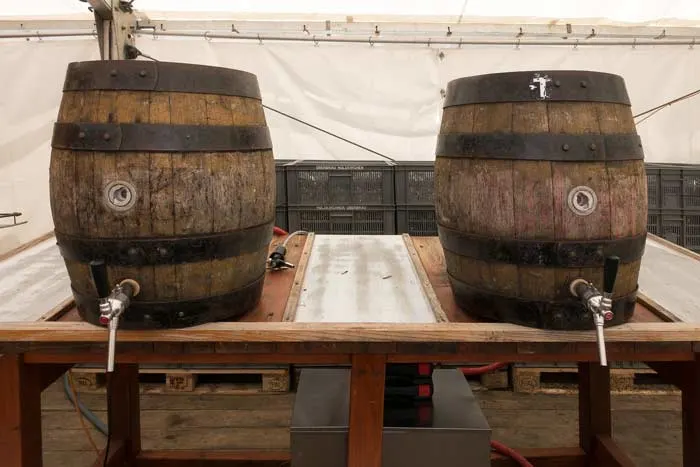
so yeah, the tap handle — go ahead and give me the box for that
[89,260,111,298]
[603,256,620,294]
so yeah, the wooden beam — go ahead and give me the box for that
[491,446,586,467]
[590,435,636,467]
[0,321,697,344]
[682,355,700,467]
[281,232,314,322]
[37,363,73,391]
[87,0,113,20]
[347,354,386,467]
[105,364,141,463]
[91,440,125,467]
[645,361,686,389]
[578,363,611,453]
[404,234,449,322]
[135,450,290,466]
[0,355,43,467]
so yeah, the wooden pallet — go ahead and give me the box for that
[512,365,678,394]
[70,364,290,394]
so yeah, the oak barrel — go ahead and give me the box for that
[434,70,647,330]
[49,61,275,329]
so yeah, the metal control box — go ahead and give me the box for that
[290,368,491,467]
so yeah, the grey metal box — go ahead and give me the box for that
[290,369,491,467]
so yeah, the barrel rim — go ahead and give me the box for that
[63,60,262,99]
[73,273,265,329]
[443,69,631,106]
[54,220,274,267]
[51,122,273,153]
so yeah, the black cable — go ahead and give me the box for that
[633,87,700,121]
[262,104,396,163]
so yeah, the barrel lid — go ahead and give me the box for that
[443,70,630,107]
[63,60,262,99]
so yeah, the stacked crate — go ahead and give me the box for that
[394,162,437,236]
[285,160,396,234]
[646,163,700,252]
[274,160,292,231]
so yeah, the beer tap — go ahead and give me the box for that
[89,260,140,373]
[569,256,620,367]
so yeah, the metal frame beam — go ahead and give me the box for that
[87,0,137,60]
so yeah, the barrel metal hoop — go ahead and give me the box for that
[51,122,273,152]
[55,222,273,266]
[447,273,637,330]
[73,274,265,329]
[438,226,646,267]
[63,60,262,99]
[444,70,630,106]
[435,133,644,161]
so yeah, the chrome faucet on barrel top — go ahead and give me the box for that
[89,260,140,372]
[569,256,620,367]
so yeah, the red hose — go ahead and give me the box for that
[491,440,534,467]
[460,362,507,376]
[273,226,288,236]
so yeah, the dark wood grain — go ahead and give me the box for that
[347,354,386,467]
[49,77,276,321]
[682,355,700,467]
[590,435,636,467]
[0,355,43,467]
[435,93,648,329]
[578,362,611,453]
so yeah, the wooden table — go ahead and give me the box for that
[0,233,699,467]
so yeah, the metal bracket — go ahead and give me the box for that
[87,0,137,60]
[0,212,28,229]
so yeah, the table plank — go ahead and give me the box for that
[638,234,700,323]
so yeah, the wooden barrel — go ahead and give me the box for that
[434,70,647,330]
[49,60,275,329]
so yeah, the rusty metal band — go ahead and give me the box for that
[435,133,644,161]
[51,122,272,152]
[63,60,262,99]
[73,274,265,329]
[447,273,637,330]
[438,225,646,267]
[55,222,273,266]
[444,70,630,106]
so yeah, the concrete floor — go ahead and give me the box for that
[40,380,682,467]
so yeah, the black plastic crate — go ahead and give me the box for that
[275,206,288,231]
[288,206,396,234]
[394,162,435,205]
[275,159,294,207]
[645,163,700,210]
[397,205,437,236]
[285,160,395,206]
[647,209,700,252]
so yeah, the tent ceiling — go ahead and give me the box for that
[2,0,700,26]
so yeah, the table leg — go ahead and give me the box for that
[578,362,611,453]
[95,363,141,466]
[347,354,386,467]
[0,354,43,467]
[682,354,700,467]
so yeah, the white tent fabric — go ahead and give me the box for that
[1,16,700,252]
[3,0,700,24]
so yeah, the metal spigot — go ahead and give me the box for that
[267,245,295,271]
[569,256,620,367]
[89,260,140,373]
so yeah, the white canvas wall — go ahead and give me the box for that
[1,35,699,253]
